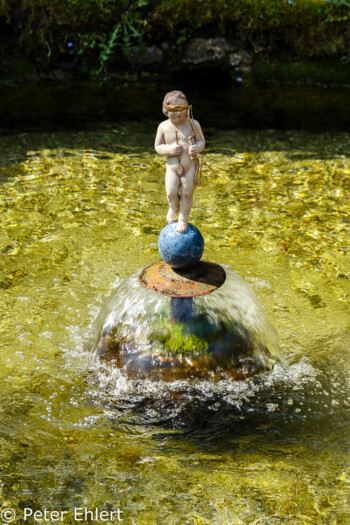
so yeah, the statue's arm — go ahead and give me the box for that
[193,120,206,154]
[155,124,170,156]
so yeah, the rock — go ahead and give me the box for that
[233,66,252,79]
[184,37,236,66]
[229,49,253,67]
[229,52,243,67]
[128,45,164,69]
[182,38,254,77]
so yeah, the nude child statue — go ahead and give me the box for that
[154,90,205,233]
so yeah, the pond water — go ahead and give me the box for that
[0,110,349,523]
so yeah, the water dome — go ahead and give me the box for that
[88,261,281,381]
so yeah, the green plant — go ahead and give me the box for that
[78,0,148,77]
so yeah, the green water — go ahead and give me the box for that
[0,123,349,524]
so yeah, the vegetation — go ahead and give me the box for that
[0,0,349,79]
[153,319,209,357]
[151,308,209,357]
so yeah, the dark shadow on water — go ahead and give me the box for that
[1,76,350,133]
[0,77,349,188]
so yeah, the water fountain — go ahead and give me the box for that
[88,221,281,381]
[89,91,281,380]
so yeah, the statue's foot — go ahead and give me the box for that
[167,208,178,223]
[176,220,188,233]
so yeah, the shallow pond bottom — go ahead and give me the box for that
[0,123,348,523]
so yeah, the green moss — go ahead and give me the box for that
[151,310,209,357]
[154,322,209,357]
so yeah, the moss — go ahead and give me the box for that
[152,317,209,357]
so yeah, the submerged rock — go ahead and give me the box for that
[88,263,281,381]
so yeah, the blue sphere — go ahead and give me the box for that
[158,222,204,269]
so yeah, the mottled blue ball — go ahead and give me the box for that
[158,223,204,269]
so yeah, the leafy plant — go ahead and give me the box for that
[77,0,148,77]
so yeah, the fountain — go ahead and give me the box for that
[88,222,281,381]
[88,91,282,380]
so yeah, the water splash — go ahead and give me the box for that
[86,352,319,430]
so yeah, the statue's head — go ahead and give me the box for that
[162,91,188,116]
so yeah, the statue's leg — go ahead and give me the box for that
[177,166,196,232]
[165,166,180,223]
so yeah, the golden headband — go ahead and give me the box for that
[163,103,189,112]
